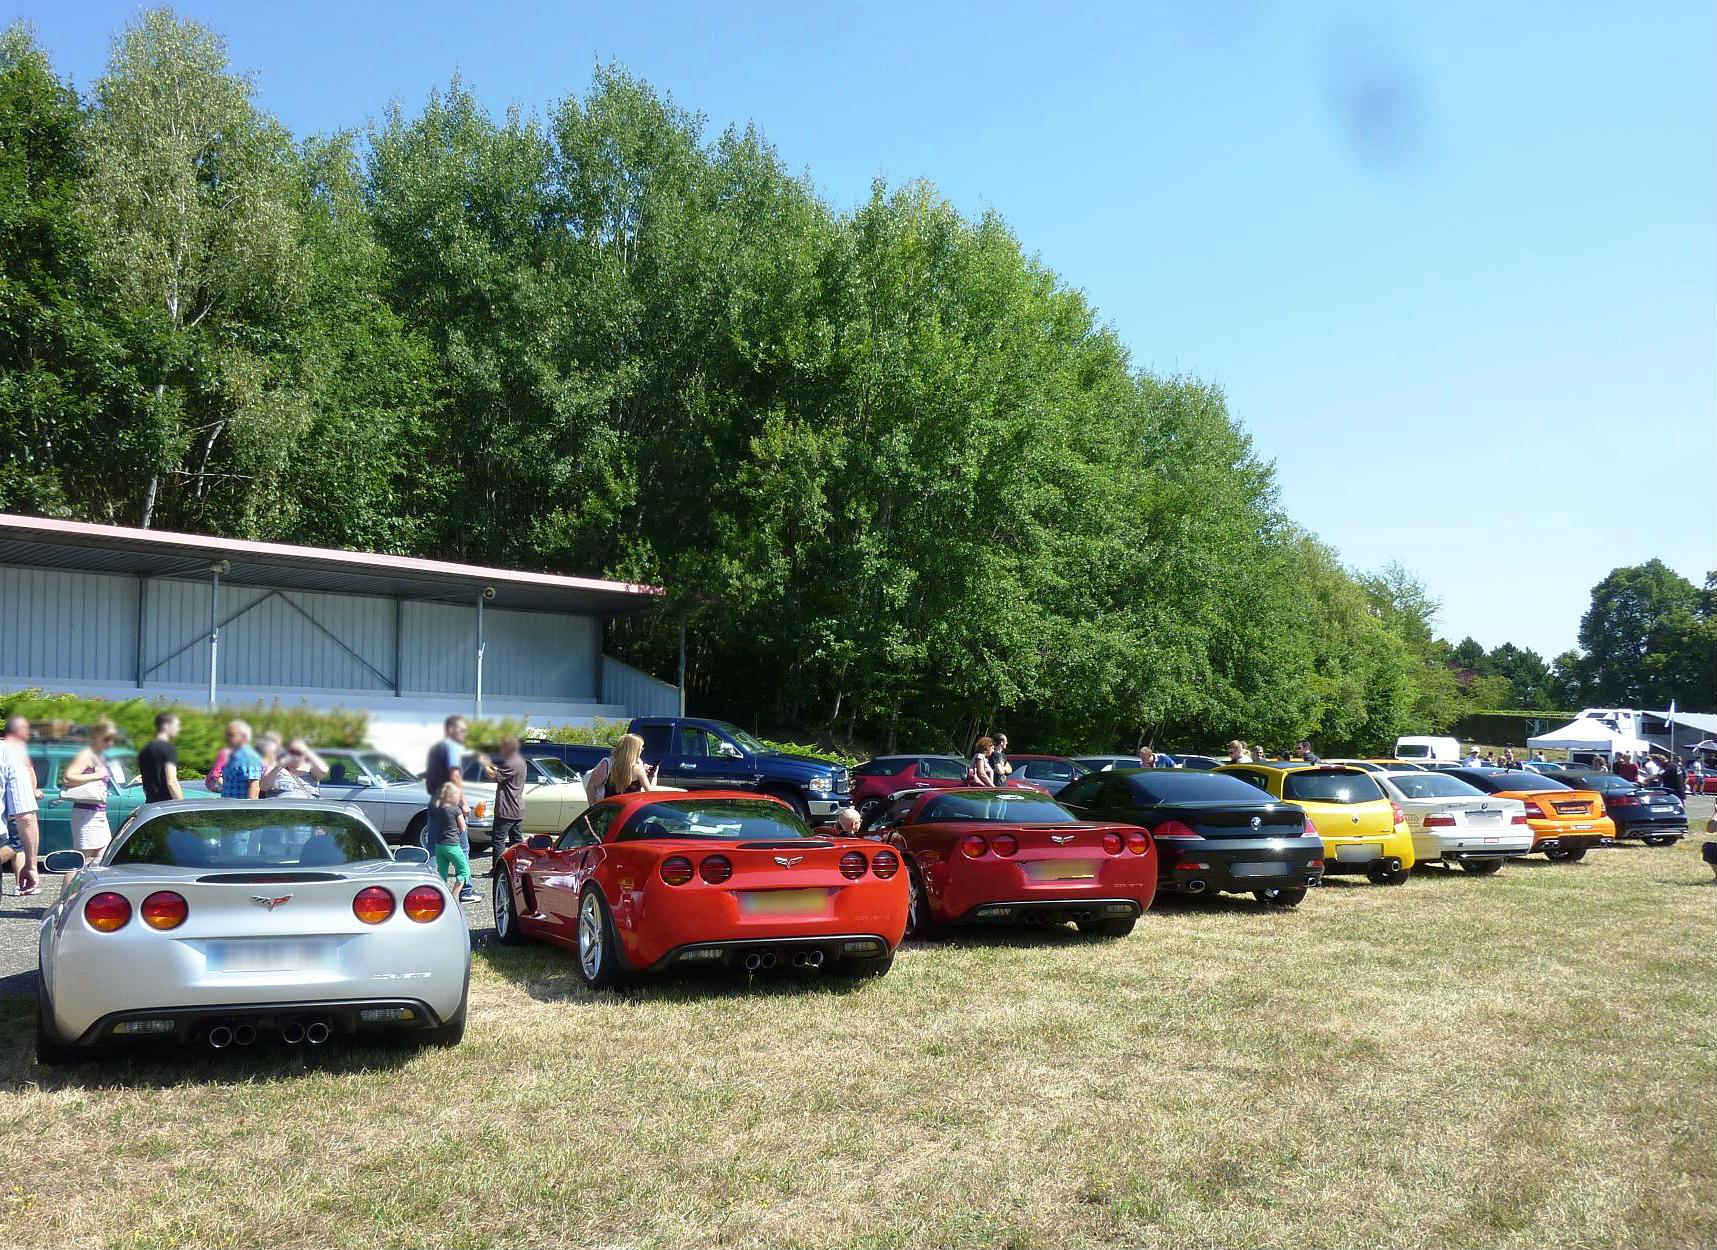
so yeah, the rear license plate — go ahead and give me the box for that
[1024,860,1099,881]
[1482,836,1501,844]
[1469,810,1501,824]
[1334,844,1382,862]
[1231,861,1289,878]
[205,939,334,973]
[738,888,831,917]
[1554,802,1588,815]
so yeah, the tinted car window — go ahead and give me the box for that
[1221,769,1273,793]
[872,797,917,831]
[1057,776,1102,808]
[1565,773,1630,793]
[1451,769,1569,793]
[920,757,967,780]
[1129,772,1280,803]
[635,723,673,758]
[1385,773,1485,799]
[559,803,619,849]
[112,810,389,867]
[854,758,909,778]
[618,798,810,842]
[1282,770,1384,804]
[920,793,1077,823]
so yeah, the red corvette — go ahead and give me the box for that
[868,788,1157,938]
[491,790,907,986]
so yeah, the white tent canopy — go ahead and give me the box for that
[1528,718,1654,756]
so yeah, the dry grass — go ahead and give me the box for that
[3,808,1712,1249]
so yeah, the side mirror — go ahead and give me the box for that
[526,834,554,851]
[392,846,429,865]
[41,850,86,873]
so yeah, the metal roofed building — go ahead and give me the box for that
[0,513,679,760]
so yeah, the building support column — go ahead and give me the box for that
[134,575,148,689]
[393,597,404,697]
[474,591,486,722]
[207,562,227,707]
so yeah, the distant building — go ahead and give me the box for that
[1579,707,1717,754]
[0,513,678,761]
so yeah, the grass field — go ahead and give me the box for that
[2,817,1712,1249]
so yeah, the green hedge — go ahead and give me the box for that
[0,689,368,774]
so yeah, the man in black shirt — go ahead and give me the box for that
[482,736,527,858]
[137,712,183,804]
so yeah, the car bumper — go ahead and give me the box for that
[57,995,460,1048]
[1156,840,1324,894]
[1413,831,1536,861]
[806,794,852,818]
[1610,812,1689,837]
[955,898,1144,924]
[619,875,907,968]
[927,854,1157,920]
[1319,827,1417,873]
[1526,816,1616,851]
[648,933,892,972]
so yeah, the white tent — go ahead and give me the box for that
[1527,718,1654,757]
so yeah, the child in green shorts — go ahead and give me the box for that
[428,781,471,898]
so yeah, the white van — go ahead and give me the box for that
[1393,735,1462,762]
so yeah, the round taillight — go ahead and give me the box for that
[1125,831,1150,855]
[140,890,188,930]
[1101,832,1124,855]
[872,849,900,879]
[84,891,131,933]
[660,856,694,886]
[403,885,445,923]
[839,850,868,880]
[352,886,395,925]
[960,835,987,859]
[992,834,1019,857]
[699,854,733,884]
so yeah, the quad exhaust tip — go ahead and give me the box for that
[1185,879,1208,894]
[232,1024,257,1047]
[207,1025,233,1049]
[305,1020,331,1045]
[281,1020,305,1045]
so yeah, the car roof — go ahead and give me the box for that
[130,797,371,819]
[1006,753,1077,762]
[589,788,790,815]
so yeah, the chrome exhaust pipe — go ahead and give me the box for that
[792,951,809,967]
[759,952,778,970]
[305,1020,331,1045]
[233,1024,257,1047]
[207,1025,233,1049]
[743,953,763,972]
[804,949,825,968]
[280,1020,305,1045]
[1184,879,1208,894]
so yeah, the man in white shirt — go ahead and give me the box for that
[1,717,41,896]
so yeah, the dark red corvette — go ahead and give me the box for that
[491,790,907,986]
[867,788,1157,938]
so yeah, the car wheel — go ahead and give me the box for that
[829,951,895,978]
[491,868,526,946]
[1545,847,1587,863]
[1253,887,1308,906]
[768,789,810,822]
[418,982,468,1047]
[1458,858,1505,876]
[576,888,628,989]
[857,798,883,825]
[1642,835,1678,848]
[1366,859,1409,885]
[402,812,426,850]
[1077,916,1137,937]
[35,979,81,1066]
[905,861,941,939]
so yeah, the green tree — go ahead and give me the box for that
[1575,561,1705,707]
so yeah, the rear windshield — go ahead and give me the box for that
[1385,773,1484,800]
[1462,769,1569,793]
[1395,743,1431,758]
[920,792,1077,823]
[618,799,811,842]
[1129,772,1279,804]
[1568,774,1630,793]
[1282,770,1383,804]
[110,810,390,868]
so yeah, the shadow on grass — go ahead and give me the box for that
[474,932,877,1006]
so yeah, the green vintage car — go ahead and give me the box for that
[20,742,149,855]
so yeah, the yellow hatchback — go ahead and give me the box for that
[1215,763,1415,885]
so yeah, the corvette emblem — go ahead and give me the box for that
[1250,816,1262,830]
[1050,835,1075,845]
[250,894,292,910]
[773,855,804,868]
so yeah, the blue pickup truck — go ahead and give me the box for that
[521,717,852,822]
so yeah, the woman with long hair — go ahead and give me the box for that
[62,719,119,864]
[967,736,996,787]
[584,733,660,801]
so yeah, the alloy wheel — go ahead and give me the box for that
[578,892,603,978]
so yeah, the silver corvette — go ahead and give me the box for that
[36,799,471,1062]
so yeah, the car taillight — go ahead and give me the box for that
[1390,802,1407,826]
[871,849,899,879]
[140,890,188,930]
[660,856,694,885]
[1304,815,1319,837]
[1101,832,1124,855]
[1125,831,1150,855]
[839,851,868,879]
[699,854,733,884]
[1610,794,1640,807]
[84,891,131,932]
[403,885,445,922]
[1511,813,1529,825]
[1152,820,1198,839]
[1518,798,1540,816]
[960,835,987,858]
[352,886,395,924]
[1423,814,1456,828]
[992,834,1019,857]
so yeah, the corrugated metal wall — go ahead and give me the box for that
[0,565,601,701]
[602,656,681,717]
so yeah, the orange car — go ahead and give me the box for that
[1442,768,1615,861]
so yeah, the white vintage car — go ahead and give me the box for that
[314,747,494,847]
[1376,770,1533,873]
[458,752,590,837]
[35,799,471,1062]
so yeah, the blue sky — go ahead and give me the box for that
[25,1,1716,660]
